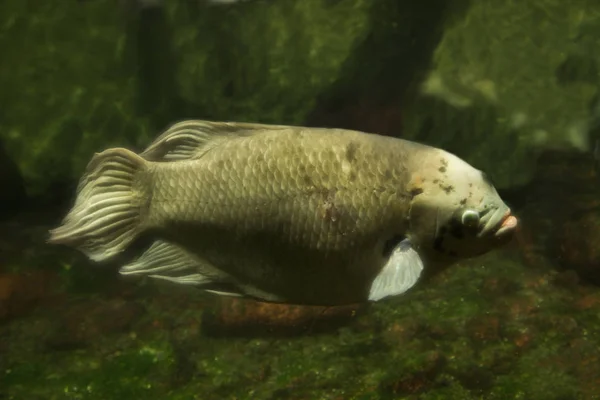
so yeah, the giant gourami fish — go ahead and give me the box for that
[48,121,517,306]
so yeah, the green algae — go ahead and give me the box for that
[3,248,599,399]
[403,0,600,188]
[0,0,371,196]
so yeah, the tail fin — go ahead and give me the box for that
[48,148,149,262]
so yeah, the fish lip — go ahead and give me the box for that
[493,210,518,238]
[479,207,516,238]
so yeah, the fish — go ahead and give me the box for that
[48,120,518,306]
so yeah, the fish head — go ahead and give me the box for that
[406,149,518,264]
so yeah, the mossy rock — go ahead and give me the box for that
[0,0,371,196]
[0,0,154,197]
[403,0,600,188]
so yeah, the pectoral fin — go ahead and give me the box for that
[368,239,423,302]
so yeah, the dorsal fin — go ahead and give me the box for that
[140,120,291,162]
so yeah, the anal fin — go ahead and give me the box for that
[120,240,243,297]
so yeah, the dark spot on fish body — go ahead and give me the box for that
[302,175,314,186]
[410,187,424,198]
[255,153,265,163]
[460,198,467,205]
[433,225,450,253]
[345,142,359,163]
[217,160,225,169]
[440,184,454,194]
[383,169,393,180]
[323,201,339,223]
[348,171,357,182]
[438,166,447,173]
[440,158,448,167]
[433,179,439,184]
[449,219,464,239]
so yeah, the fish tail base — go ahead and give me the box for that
[48,148,149,262]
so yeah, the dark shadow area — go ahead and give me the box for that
[307,0,471,137]
[0,140,26,221]
[127,3,189,132]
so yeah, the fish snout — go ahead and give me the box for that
[479,206,518,239]
[494,210,518,239]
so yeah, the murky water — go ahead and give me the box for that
[2,1,600,399]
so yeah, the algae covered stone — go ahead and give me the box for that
[402,0,600,188]
[0,0,371,195]
[0,0,152,196]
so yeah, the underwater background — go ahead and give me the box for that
[2,0,600,398]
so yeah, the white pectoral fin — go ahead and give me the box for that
[368,239,424,302]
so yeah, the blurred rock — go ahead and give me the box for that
[574,293,600,310]
[481,276,521,298]
[46,298,143,350]
[381,351,446,396]
[202,297,367,338]
[403,1,600,189]
[558,210,600,285]
[0,140,26,219]
[466,315,501,344]
[454,365,494,392]
[0,0,376,195]
[381,317,422,347]
[0,271,57,322]
[505,149,600,283]
[0,0,153,196]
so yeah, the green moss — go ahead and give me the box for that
[4,342,175,400]
[403,0,600,188]
[0,0,371,195]
[3,250,599,399]
[0,0,152,196]
[164,0,370,125]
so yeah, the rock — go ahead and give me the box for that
[0,0,155,196]
[0,271,58,322]
[557,210,600,285]
[381,317,422,347]
[466,315,501,344]
[381,351,446,396]
[202,297,367,338]
[504,149,600,283]
[574,293,600,310]
[45,298,143,351]
[402,1,600,189]
[0,0,374,195]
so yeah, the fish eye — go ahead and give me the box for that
[461,209,480,228]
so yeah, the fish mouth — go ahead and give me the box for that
[494,210,518,238]
[479,207,518,238]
